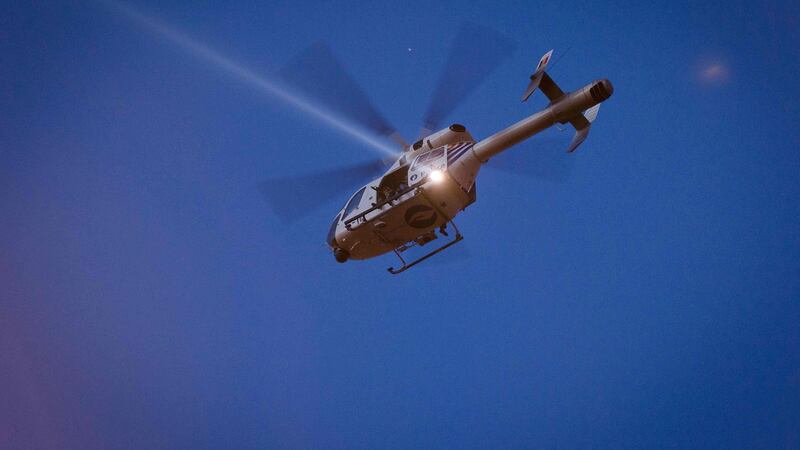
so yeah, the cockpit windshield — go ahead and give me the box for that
[342,186,366,219]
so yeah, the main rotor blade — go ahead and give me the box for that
[259,159,386,222]
[422,23,516,135]
[278,43,405,146]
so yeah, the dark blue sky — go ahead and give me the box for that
[2,1,799,448]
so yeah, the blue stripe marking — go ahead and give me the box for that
[447,143,474,164]
[446,143,467,160]
[447,150,468,164]
[447,142,467,155]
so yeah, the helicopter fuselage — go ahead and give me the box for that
[328,141,480,259]
[329,131,482,261]
[327,71,614,271]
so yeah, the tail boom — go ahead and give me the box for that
[473,78,613,161]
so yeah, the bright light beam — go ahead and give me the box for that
[104,1,399,157]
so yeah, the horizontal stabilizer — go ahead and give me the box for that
[521,73,543,102]
[566,127,590,153]
[521,49,553,102]
[584,104,600,123]
[565,105,601,153]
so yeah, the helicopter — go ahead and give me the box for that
[261,26,613,274]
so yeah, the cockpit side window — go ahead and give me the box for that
[343,186,366,219]
[412,146,445,169]
[326,214,340,247]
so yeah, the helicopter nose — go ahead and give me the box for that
[333,247,349,263]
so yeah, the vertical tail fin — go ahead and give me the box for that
[565,104,601,153]
[522,49,610,153]
[583,104,600,123]
[521,50,553,102]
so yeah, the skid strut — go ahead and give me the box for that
[387,188,464,275]
[387,226,463,275]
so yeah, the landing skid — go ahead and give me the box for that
[387,220,464,275]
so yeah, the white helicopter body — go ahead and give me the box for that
[324,52,614,273]
[329,126,480,263]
